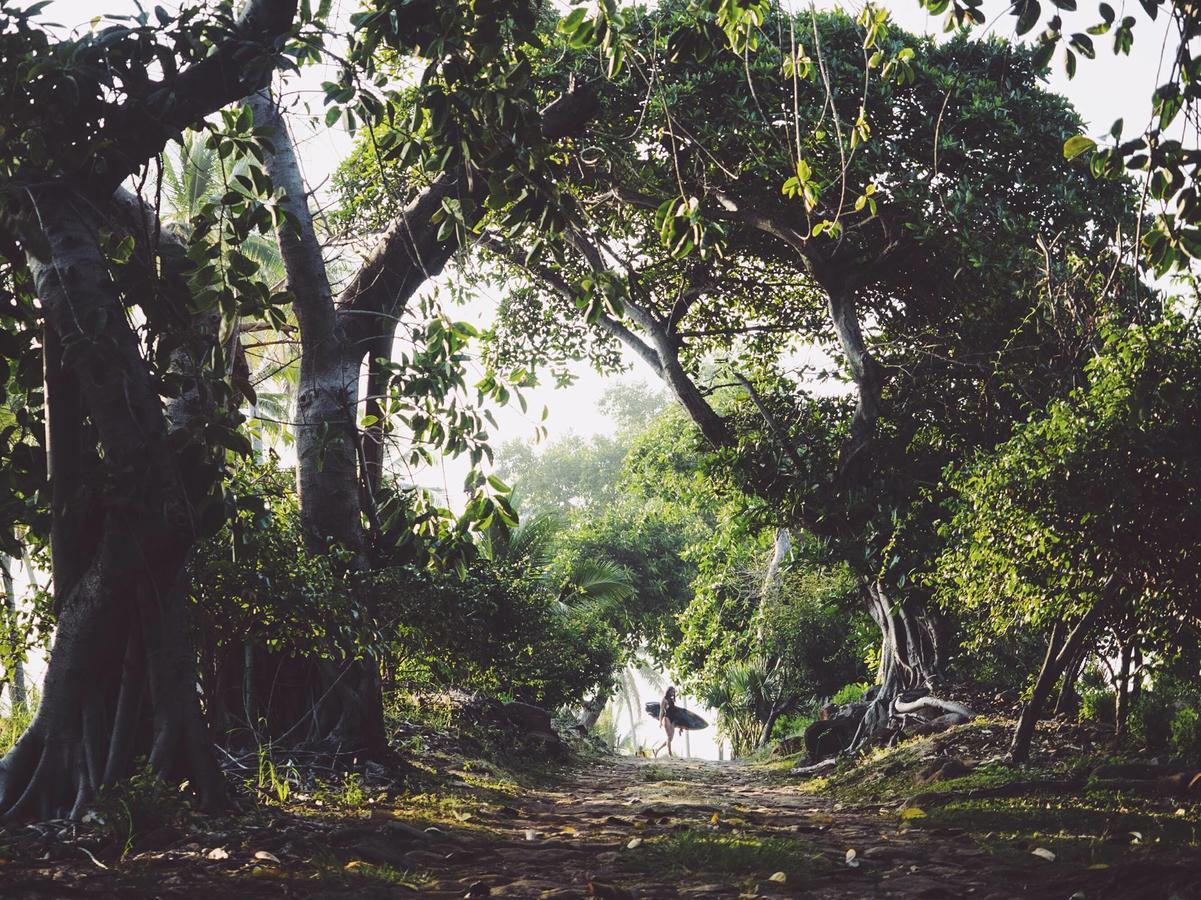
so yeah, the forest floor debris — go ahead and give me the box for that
[1,698,1200,898]
[1,734,1200,898]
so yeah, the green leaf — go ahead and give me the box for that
[1063,135,1096,160]
[1014,0,1041,36]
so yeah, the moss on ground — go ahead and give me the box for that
[796,716,1201,882]
[911,790,1201,867]
[634,762,724,785]
[619,830,823,884]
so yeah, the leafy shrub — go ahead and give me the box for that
[831,681,872,706]
[371,560,620,711]
[1130,672,1201,762]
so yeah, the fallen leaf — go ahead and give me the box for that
[206,848,230,861]
[626,837,643,849]
[845,848,859,867]
[768,871,787,883]
[588,880,635,899]
[710,812,721,824]
[1031,848,1056,862]
[253,851,281,864]
[1129,831,1143,843]
[344,860,368,871]
[899,807,928,820]
[524,829,538,841]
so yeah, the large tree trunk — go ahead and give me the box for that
[249,93,387,760]
[851,582,943,747]
[0,193,224,820]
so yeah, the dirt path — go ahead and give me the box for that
[1,754,1189,898]
[404,756,1074,899]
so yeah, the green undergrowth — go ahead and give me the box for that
[797,718,1201,871]
[800,720,1053,806]
[0,692,36,755]
[620,830,824,884]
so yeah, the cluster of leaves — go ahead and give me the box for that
[190,457,618,712]
[326,0,586,254]
[370,559,620,710]
[933,314,1201,648]
[926,0,1201,274]
[189,458,384,661]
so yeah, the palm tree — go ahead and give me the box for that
[161,134,297,453]
[481,511,562,570]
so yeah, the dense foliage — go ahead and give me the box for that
[1,0,1200,828]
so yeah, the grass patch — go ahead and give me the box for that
[634,762,722,785]
[622,830,821,883]
[911,790,1201,867]
[304,848,432,891]
[0,691,36,754]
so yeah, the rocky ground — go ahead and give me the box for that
[1,745,1199,898]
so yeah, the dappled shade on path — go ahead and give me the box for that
[1,755,1199,897]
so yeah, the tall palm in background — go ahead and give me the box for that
[161,134,295,452]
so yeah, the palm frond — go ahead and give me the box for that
[561,557,634,606]
[486,510,562,566]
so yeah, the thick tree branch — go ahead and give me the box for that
[249,91,341,358]
[733,372,807,475]
[338,81,602,350]
[478,232,663,378]
[93,0,300,193]
[827,289,885,481]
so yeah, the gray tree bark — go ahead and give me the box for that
[1,557,27,712]
[0,189,227,820]
[243,82,602,759]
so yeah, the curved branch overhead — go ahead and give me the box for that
[92,0,301,194]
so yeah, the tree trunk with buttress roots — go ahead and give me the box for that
[850,582,944,746]
[225,93,388,761]
[0,192,225,820]
[243,82,602,760]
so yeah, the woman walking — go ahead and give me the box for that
[653,686,678,757]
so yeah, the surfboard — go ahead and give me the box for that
[644,701,708,730]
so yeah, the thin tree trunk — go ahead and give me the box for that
[621,670,640,752]
[1115,640,1132,738]
[758,697,786,749]
[1054,647,1086,717]
[1,557,26,712]
[1010,607,1102,763]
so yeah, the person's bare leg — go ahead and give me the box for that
[665,720,675,757]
